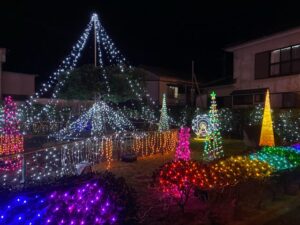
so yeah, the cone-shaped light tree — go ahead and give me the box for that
[158,93,169,131]
[203,91,224,161]
[0,96,24,171]
[175,127,191,160]
[2,96,20,135]
[259,89,275,146]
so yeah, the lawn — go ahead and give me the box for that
[93,138,300,225]
[93,138,248,224]
[190,137,247,160]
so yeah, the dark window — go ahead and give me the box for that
[282,92,296,108]
[292,60,300,73]
[280,47,291,61]
[254,94,264,103]
[255,51,270,79]
[233,95,253,105]
[280,62,291,74]
[270,64,280,76]
[292,45,300,59]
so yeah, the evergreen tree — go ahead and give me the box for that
[158,94,169,131]
[203,91,224,161]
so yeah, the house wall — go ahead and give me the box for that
[0,48,6,98]
[2,71,35,96]
[200,84,235,108]
[141,68,194,106]
[233,30,300,94]
[145,80,159,103]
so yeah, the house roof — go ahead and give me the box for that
[139,65,192,82]
[225,26,300,52]
[2,71,38,77]
[231,88,267,96]
[200,76,236,88]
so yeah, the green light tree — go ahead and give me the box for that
[158,93,169,131]
[203,91,224,161]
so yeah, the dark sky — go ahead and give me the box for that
[1,0,300,84]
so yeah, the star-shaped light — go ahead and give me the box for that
[210,91,216,99]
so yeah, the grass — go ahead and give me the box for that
[190,137,247,160]
[93,138,300,225]
[94,138,247,188]
[93,138,248,224]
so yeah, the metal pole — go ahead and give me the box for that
[21,156,26,184]
[94,19,97,67]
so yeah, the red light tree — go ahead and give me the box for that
[0,96,24,171]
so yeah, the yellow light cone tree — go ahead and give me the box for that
[259,89,275,146]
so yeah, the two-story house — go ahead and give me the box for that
[203,27,300,108]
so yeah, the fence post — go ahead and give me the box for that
[21,155,26,184]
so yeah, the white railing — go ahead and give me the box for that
[0,130,178,189]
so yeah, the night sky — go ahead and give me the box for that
[1,0,300,84]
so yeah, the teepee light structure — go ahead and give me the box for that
[259,89,275,147]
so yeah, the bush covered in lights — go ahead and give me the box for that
[153,157,273,210]
[0,172,137,225]
[153,160,201,211]
[251,146,300,171]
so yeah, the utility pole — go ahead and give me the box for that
[191,61,202,107]
[94,18,97,67]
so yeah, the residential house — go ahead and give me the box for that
[138,66,198,106]
[203,26,300,108]
[0,48,36,101]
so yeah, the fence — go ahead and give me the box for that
[0,129,178,189]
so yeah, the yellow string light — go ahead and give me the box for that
[259,89,275,146]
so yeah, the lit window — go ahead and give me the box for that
[168,86,178,99]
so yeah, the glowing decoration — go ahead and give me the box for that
[275,111,300,145]
[259,89,275,147]
[158,94,169,132]
[0,96,24,171]
[0,182,119,224]
[156,160,202,211]
[192,114,210,138]
[46,182,117,224]
[175,127,191,161]
[0,130,176,188]
[251,146,300,171]
[218,108,233,134]
[249,103,264,126]
[132,130,178,157]
[1,96,20,135]
[156,156,272,198]
[292,143,300,152]
[52,100,133,140]
[203,91,224,161]
[21,13,158,131]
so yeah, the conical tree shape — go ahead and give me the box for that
[158,93,169,131]
[203,91,224,161]
[259,89,275,146]
[175,127,191,160]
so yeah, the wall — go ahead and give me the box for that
[2,71,35,96]
[145,80,159,103]
[232,30,300,94]
[0,48,6,98]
